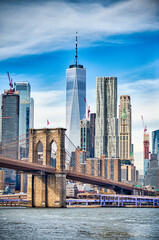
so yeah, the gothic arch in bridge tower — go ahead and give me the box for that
[27,128,66,208]
[36,140,43,165]
[50,140,57,168]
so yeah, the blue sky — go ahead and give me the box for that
[0,0,159,172]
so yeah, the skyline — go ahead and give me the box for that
[0,0,159,173]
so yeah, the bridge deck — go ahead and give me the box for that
[0,156,154,194]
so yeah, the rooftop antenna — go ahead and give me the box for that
[75,32,78,66]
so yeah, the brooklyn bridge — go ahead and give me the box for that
[0,128,153,207]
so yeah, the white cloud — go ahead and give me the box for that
[32,90,66,129]
[1,70,158,173]
[0,0,158,60]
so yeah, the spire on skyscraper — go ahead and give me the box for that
[69,32,83,69]
[75,32,78,67]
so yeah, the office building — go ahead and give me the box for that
[1,90,19,187]
[14,82,34,159]
[90,113,96,157]
[1,90,19,159]
[66,34,86,157]
[80,119,90,156]
[100,156,121,182]
[95,77,118,158]
[75,148,87,174]
[121,164,138,185]
[152,129,159,164]
[119,95,133,163]
[0,169,5,192]
[86,158,101,177]
[145,154,159,189]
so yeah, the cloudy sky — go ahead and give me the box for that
[0,0,159,173]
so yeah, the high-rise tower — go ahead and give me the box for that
[90,113,96,158]
[1,90,20,188]
[66,33,86,156]
[119,95,132,163]
[152,129,159,165]
[95,77,118,158]
[14,82,34,158]
[80,119,90,155]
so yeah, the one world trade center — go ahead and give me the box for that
[66,33,86,159]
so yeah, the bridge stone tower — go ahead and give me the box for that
[27,128,66,207]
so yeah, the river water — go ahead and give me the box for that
[0,208,159,239]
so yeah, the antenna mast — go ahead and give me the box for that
[75,32,78,66]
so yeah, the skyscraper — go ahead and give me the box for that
[14,82,34,158]
[66,34,86,156]
[80,119,90,155]
[95,77,118,158]
[152,129,159,164]
[1,90,19,159]
[119,95,132,162]
[1,90,20,188]
[90,113,96,158]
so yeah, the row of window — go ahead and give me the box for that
[66,81,86,90]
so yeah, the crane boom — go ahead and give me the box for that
[7,72,13,95]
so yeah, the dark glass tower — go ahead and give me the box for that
[1,90,20,189]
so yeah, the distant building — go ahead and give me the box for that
[66,34,86,158]
[0,169,5,192]
[145,154,159,189]
[66,183,78,198]
[80,119,90,156]
[1,90,19,188]
[119,95,133,163]
[74,148,87,174]
[143,132,149,176]
[121,164,138,185]
[95,77,118,158]
[86,158,101,177]
[90,113,96,158]
[152,129,159,164]
[138,174,145,186]
[14,82,34,159]
[100,156,121,182]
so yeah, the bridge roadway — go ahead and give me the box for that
[0,156,150,194]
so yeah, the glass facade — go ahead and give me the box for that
[152,129,159,164]
[80,119,90,155]
[1,90,20,188]
[144,159,149,176]
[66,66,86,155]
[14,82,34,158]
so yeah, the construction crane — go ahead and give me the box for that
[141,115,147,132]
[7,72,13,95]
[84,98,90,120]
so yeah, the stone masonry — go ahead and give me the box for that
[27,128,66,207]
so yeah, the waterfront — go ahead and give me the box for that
[0,208,159,239]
